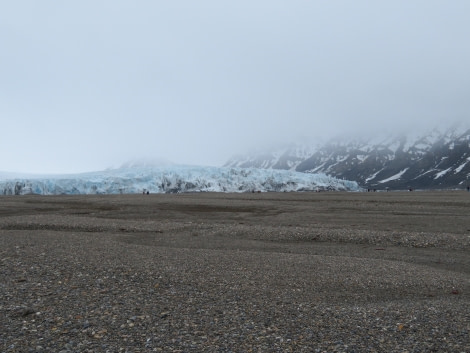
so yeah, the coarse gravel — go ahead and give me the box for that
[1,192,469,352]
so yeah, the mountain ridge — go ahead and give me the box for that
[225,123,470,190]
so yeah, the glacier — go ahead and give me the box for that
[0,166,361,195]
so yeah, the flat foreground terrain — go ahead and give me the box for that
[1,191,469,352]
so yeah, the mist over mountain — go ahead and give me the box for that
[3,123,469,193]
[225,123,470,190]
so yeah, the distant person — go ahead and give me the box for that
[467,186,470,192]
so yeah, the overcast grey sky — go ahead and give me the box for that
[1,1,469,173]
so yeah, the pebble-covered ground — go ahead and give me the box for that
[1,192,469,352]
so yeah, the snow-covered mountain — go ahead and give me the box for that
[0,166,360,195]
[225,123,470,190]
[225,142,322,171]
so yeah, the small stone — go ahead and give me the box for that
[160,312,170,319]
[21,307,35,317]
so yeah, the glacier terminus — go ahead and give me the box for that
[0,166,361,195]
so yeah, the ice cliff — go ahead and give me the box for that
[0,166,360,195]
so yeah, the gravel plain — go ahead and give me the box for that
[1,191,469,352]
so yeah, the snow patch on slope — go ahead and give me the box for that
[378,168,409,184]
[455,158,470,174]
[434,167,453,179]
[365,169,383,183]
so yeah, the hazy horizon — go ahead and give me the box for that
[1,1,469,174]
